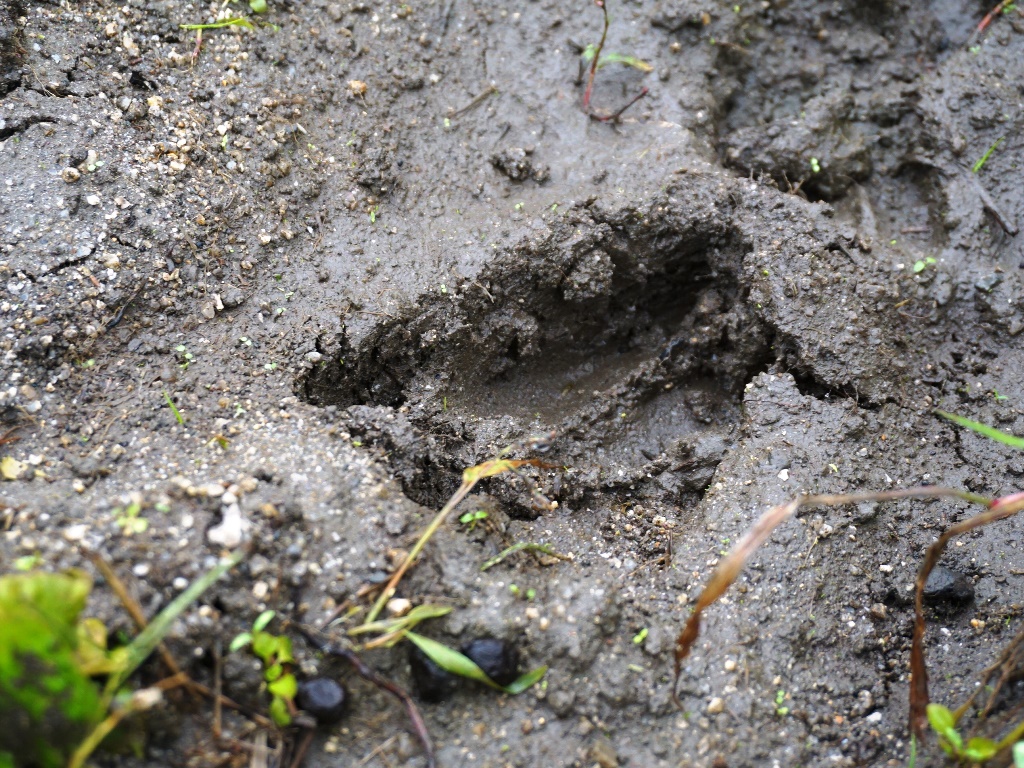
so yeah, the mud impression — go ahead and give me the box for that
[300,197,772,516]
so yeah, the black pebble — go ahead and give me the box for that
[923,565,974,604]
[461,637,520,687]
[296,678,347,725]
[408,644,458,703]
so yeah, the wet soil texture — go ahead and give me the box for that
[2,0,1024,766]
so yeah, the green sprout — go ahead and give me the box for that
[175,344,194,370]
[580,44,653,73]
[809,157,821,174]
[369,205,380,223]
[163,391,185,425]
[972,136,1005,174]
[113,502,148,535]
[229,611,297,726]
[913,257,937,273]
[458,510,488,531]
[927,703,998,763]
[775,690,790,717]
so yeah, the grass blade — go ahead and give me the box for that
[404,631,546,694]
[936,410,1024,450]
[480,542,568,571]
[105,549,244,698]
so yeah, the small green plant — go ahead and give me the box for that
[230,610,297,726]
[113,501,148,535]
[458,510,488,531]
[163,391,185,425]
[809,157,821,174]
[175,344,194,370]
[913,257,937,273]
[369,205,380,223]
[775,689,790,716]
[580,0,649,120]
[973,136,1005,174]
[927,703,998,763]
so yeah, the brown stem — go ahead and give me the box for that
[582,0,609,112]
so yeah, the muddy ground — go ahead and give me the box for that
[3,0,1024,765]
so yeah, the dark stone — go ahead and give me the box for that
[460,637,520,687]
[408,644,458,703]
[923,565,974,604]
[296,677,347,725]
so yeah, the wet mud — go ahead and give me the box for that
[2,0,1024,766]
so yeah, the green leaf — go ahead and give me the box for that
[251,631,277,662]
[502,664,549,695]
[926,703,956,733]
[275,635,294,664]
[265,662,283,682]
[404,632,546,694]
[267,673,297,701]
[597,51,653,72]
[964,737,999,762]
[252,609,276,633]
[268,695,291,726]
[936,410,1024,450]
[228,632,253,653]
[249,0,268,12]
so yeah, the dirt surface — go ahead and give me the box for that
[3,0,1024,765]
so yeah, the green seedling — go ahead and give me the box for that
[230,610,297,726]
[113,501,148,535]
[163,391,185,425]
[0,552,243,768]
[459,510,488,531]
[632,628,648,645]
[809,157,821,174]
[480,541,569,571]
[404,632,547,694]
[580,0,649,121]
[581,45,653,73]
[249,0,268,12]
[927,703,998,763]
[913,257,937,273]
[775,690,790,717]
[175,344,194,370]
[369,205,380,223]
[508,584,536,600]
[365,436,555,623]
[973,136,1005,174]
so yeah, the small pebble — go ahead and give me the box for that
[296,678,347,725]
[461,637,520,687]
[61,167,81,182]
[173,576,188,590]
[707,696,725,714]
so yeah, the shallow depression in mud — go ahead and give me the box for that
[299,208,773,506]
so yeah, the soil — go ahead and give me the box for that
[2,0,1024,766]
